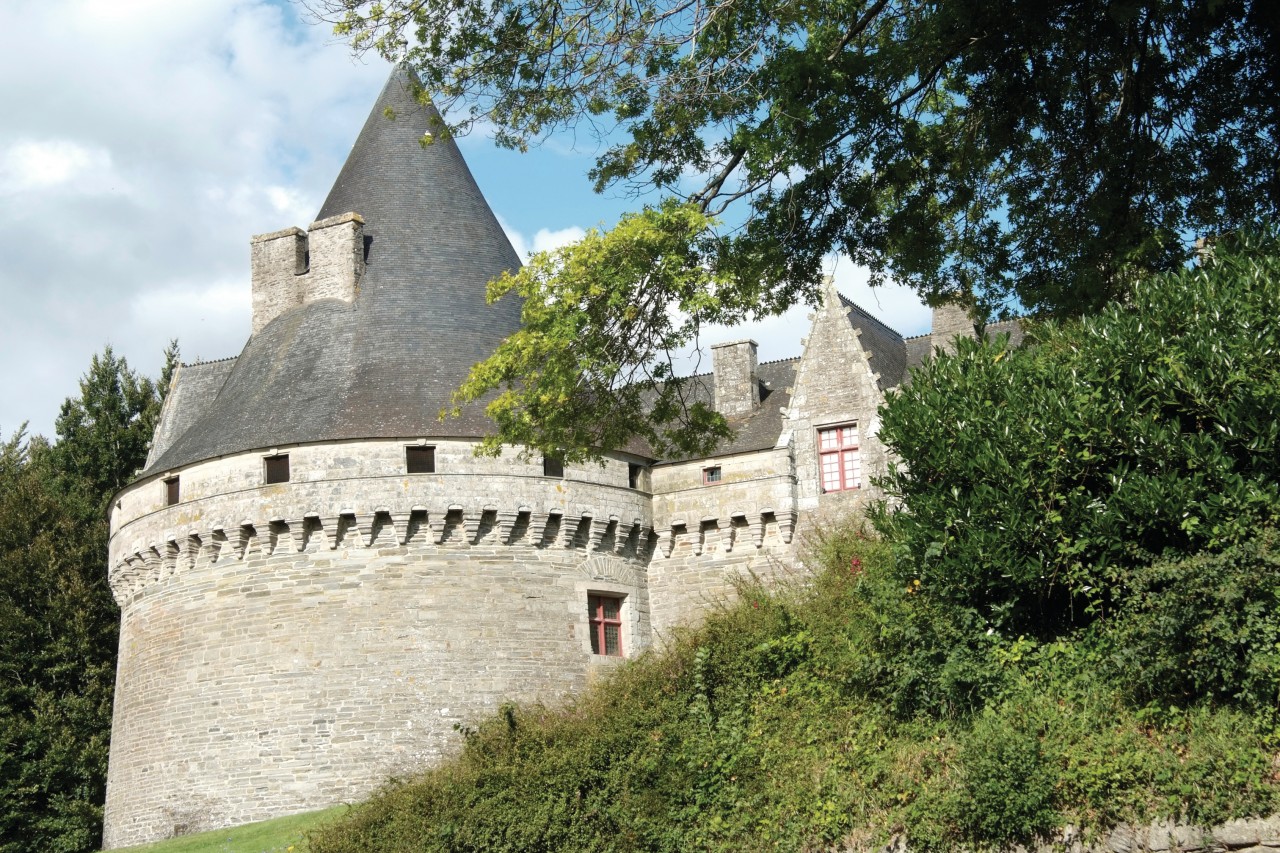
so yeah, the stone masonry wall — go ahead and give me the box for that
[786,282,892,518]
[648,448,797,637]
[103,440,651,848]
[861,815,1280,853]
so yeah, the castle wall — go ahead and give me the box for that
[103,440,651,848]
[647,448,797,637]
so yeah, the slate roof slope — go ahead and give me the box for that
[839,295,907,390]
[143,358,238,470]
[653,358,798,463]
[142,67,524,477]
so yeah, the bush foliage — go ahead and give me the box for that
[309,533,1280,852]
[876,230,1280,640]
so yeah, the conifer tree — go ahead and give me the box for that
[0,343,177,852]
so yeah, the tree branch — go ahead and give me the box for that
[826,0,891,62]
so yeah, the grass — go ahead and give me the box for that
[106,807,348,853]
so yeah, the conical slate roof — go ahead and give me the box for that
[142,67,523,476]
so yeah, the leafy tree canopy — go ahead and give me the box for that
[874,230,1280,641]
[317,0,1279,458]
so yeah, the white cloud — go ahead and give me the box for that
[498,219,588,260]
[0,1,386,438]
[532,226,587,254]
[0,139,126,196]
[128,279,252,365]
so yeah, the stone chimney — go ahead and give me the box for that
[930,302,977,356]
[711,339,760,417]
[250,212,366,334]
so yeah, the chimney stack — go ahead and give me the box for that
[930,302,977,356]
[250,212,366,334]
[711,339,760,417]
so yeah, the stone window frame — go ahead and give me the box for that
[575,578,638,660]
[163,476,179,506]
[702,465,723,485]
[406,444,436,474]
[817,422,860,492]
[543,455,564,478]
[264,453,290,485]
[587,593,625,656]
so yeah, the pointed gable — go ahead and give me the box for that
[784,278,904,512]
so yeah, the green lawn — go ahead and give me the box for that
[107,807,348,853]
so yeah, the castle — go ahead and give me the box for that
[102,67,1020,847]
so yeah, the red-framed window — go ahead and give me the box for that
[164,476,180,506]
[703,466,722,484]
[588,594,623,656]
[818,424,860,492]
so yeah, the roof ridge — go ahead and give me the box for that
[179,356,238,368]
[837,293,906,341]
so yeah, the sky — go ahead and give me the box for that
[0,0,930,440]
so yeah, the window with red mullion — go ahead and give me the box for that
[588,594,623,656]
[818,424,860,492]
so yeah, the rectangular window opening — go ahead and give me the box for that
[628,463,644,490]
[543,455,564,478]
[818,423,860,493]
[164,476,179,506]
[703,466,722,485]
[588,594,624,657]
[264,454,290,485]
[406,445,436,474]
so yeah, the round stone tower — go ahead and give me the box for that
[102,69,655,848]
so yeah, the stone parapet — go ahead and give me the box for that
[861,815,1280,853]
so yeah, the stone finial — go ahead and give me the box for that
[711,339,760,417]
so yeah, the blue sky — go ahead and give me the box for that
[0,0,929,440]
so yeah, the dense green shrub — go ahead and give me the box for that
[1103,530,1280,715]
[877,231,1280,640]
[953,709,1058,844]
